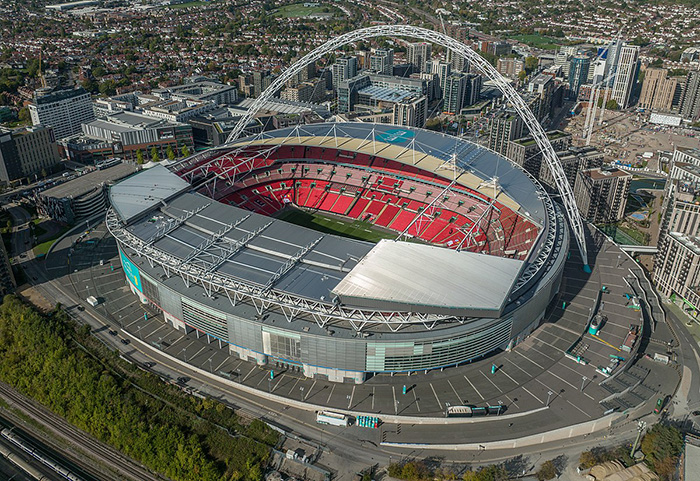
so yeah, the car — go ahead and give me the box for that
[19,254,26,258]
[120,338,130,345]
[144,361,156,368]
[177,376,190,384]
[692,411,700,416]
[108,330,118,336]
[77,306,85,312]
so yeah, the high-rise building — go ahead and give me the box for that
[443,73,467,115]
[407,42,432,73]
[679,70,700,121]
[487,111,524,156]
[393,95,428,128]
[428,60,451,97]
[447,49,468,72]
[0,125,61,184]
[370,49,394,76]
[506,130,571,180]
[603,39,624,88]
[654,149,700,313]
[497,58,524,79]
[638,68,679,112]
[464,74,482,107]
[538,146,603,193]
[331,56,358,89]
[610,45,639,109]
[573,167,631,224]
[28,87,94,139]
[568,56,590,99]
[253,70,271,98]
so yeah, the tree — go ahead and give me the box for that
[524,56,539,73]
[181,145,190,157]
[641,424,682,479]
[518,70,527,82]
[536,460,557,481]
[41,168,47,179]
[579,450,598,469]
[17,107,30,123]
[166,145,175,161]
[135,149,144,164]
[605,99,619,110]
[150,147,159,163]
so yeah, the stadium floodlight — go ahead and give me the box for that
[225,25,589,269]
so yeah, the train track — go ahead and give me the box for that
[0,381,164,481]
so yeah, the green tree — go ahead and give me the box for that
[150,147,159,163]
[536,460,557,481]
[166,145,176,161]
[135,149,144,164]
[579,450,598,469]
[605,99,619,110]
[17,107,30,123]
[181,145,190,157]
[524,56,539,73]
[518,70,527,82]
[641,424,682,480]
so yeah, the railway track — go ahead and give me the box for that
[0,381,164,481]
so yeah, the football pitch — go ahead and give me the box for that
[275,208,397,243]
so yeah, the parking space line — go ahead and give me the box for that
[371,387,375,410]
[464,375,484,400]
[392,385,397,413]
[446,379,462,403]
[429,383,441,408]
[513,350,545,369]
[273,374,286,392]
[306,381,316,401]
[349,385,355,408]
[413,388,420,412]
[242,365,256,383]
[566,398,592,418]
[498,368,519,386]
[215,358,229,372]
[326,384,335,403]
[505,394,519,409]
[480,370,503,393]
[522,386,543,404]
[146,324,166,339]
[190,345,207,361]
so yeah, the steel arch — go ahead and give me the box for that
[225,24,589,268]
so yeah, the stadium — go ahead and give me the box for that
[106,122,569,384]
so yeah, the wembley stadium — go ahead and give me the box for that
[106,122,569,384]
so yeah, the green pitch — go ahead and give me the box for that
[275,208,396,243]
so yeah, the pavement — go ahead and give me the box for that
[6,203,695,478]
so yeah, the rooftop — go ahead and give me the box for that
[582,167,632,181]
[40,163,137,200]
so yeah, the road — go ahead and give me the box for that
[6,205,689,477]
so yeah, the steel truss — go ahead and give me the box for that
[106,209,469,332]
[223,25,588,267]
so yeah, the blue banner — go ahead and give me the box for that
[120,249,142,292]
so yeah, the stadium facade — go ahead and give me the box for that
[107,123,569,383]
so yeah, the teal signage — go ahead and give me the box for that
[120,249,142,292]
[377,129,415,144]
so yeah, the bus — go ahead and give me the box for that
[446,405,473,417]
[316,411,350,427]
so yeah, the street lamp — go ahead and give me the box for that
[208,358,213,373]
[616,254,621,268]
[137,325,142,340]
[581,376,587,391]
[497,400,503,415]
[300,386,305,400]
[546,390,553,406]
[181,348,187,362]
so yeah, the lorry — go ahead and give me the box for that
[316,411,350,427]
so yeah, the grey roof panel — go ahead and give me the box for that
[332,239,524,317]
[109,165,190,224]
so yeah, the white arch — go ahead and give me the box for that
[225,25,589,268]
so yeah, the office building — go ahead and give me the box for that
[392,95,428,128]
[610,45,640,109]
[28,87,95,139]
[679,70,700,121]
[331,57,358,89]
[573,167,631,224]
[407,42,432,73]
[506,130,571,180]
[370,49,394,75]
[488,111,524,156]
[0,125,61,184]
[568,56,590,99]
[488,41,512,57]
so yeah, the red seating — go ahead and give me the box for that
[375,205,400,227]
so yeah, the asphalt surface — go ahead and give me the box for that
[6,203,693,477]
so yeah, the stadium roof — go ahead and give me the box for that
[231,123,547,225]
[332,240,523,317]
[109,165,190,224]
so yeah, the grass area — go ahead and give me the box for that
[597,224,649,246]
[507,34,565,50]
[272,3,341,18]
[33,226,70,257]
[167,0,211,9]
[276,207,396,243]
